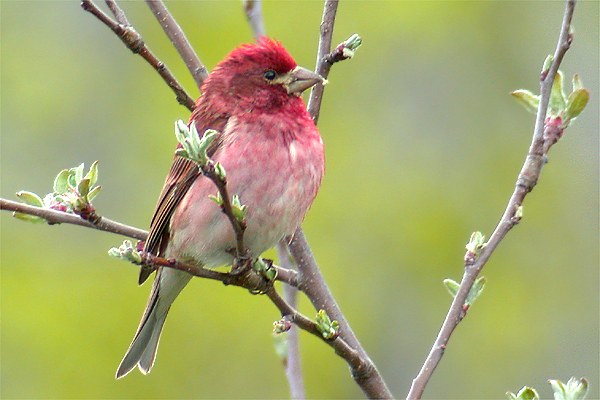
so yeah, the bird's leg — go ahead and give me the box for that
[228,248,252,275]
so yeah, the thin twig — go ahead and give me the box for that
[145,0,208,90]
[306,0,339,125]
[1,198,147,240]
[406,1,577,399]
[140,249,302,290]
[199,163,248,270]
[80,0,196,111]
[243,0,266,39]
[288,231,393,398]
[105,0,130,25]
[147,256,356,362]
[276,241,306,399]
[265,287,363,369]
[283,1,394,398]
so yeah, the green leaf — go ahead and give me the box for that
[87,186,102,201]
[175,147,189,158]
[174,119,188,144]
[231,194,247,222]
[340,33,363,58]
[549,379,567,400]
[315,309,339,339]
[208,192,223,205]
[515,206,524,220]
[443,277,486,306]
[84,161,99,188]
[78,178,90,198]
[511,90,540,114]
[542,54,553,75]
[16,191,44,207]
[108,240,143,264]
[443,278,460,298]
[173,121,220,167]
[272,330,288,361]
[466,276,486,306]
[107,247,122,258]
[196,128,219,163]
[13,212,45,223]
[53,169,70,194]
[214,161,227,180]
[252,257,268,273]
[564,88,589,124]
[72,163,85,185]
[466,231,486,254]
[231,204,247,222]
[345,33,362,51]
[513,387,540,400]
[572,74,583,91]
[549,70,566,114]
[506,387,540,400]
[551,377,589,400]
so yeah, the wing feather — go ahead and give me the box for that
[138,115,228,284]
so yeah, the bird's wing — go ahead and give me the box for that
[138,115,229,284]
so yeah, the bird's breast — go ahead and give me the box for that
[169,114,324,268]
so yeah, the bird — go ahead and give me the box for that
[116,37,326,378]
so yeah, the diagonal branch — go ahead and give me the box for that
[276,241,306,399]
[106,0,130,25]
[80,0,196,111]
[1,198,147,240]
[306,0,339,125]
[145,0,208,90]
[288,231,392,398]
[243,0,266,39]
[280,1,393,398]
[196,159,248,270]
[406,1,577,399]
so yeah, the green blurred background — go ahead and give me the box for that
[1,1,598,399]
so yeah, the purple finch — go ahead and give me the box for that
[116,38,325,378]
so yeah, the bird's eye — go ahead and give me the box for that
[263,70,277,81]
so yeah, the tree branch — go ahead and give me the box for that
[194,158,249,272]
[276,1,393,398]
[243,0,266,39]
[1,198,147,240]
[80,0,196,111]
[306,0,339,125]
[406,1,577,399]
[276,241,306,399]
[144,0,208,90]
[266,286,365,371]
[105,0,130,25]
[288,231,393,398]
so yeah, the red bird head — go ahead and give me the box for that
[197,37,324,114]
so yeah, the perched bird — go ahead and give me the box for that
[116,38,325,378]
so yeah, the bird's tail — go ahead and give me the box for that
[116,268,192,379]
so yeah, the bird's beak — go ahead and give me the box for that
[286,66,326,95]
